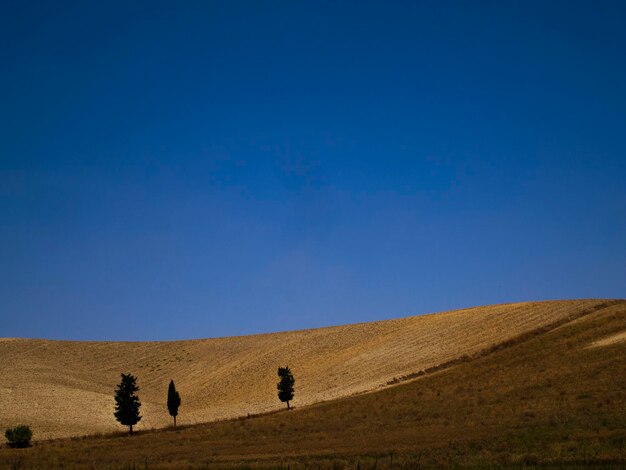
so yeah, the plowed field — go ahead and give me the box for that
[0,299,611,439]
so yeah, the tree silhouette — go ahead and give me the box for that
[167,379,181,426]
[114,373,142,434]
[277,366,295,409]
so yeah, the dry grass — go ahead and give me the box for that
[0,299,612,440]
[0,299,624,468]
[588,329,626,348]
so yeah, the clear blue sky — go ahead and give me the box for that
[1,1,624,340]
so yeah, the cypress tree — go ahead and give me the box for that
[167,379,181,426]
[277,366,295,409]
[114,373,142,434]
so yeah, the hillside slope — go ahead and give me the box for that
[0,299,612,439]
[1,299,624,468]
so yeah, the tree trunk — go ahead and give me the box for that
[129,424,133,435]
[287,401,290,410]
[174,415,177,427]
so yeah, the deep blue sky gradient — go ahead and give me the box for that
[1,1,625,340]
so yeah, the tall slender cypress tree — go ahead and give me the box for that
[277,366,295,409]
[167,379,181,426]
[114,373,142,434]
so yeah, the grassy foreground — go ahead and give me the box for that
[1,300,625,469]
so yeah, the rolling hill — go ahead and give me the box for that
[0,299,618,443]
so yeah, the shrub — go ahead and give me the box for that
[5,425,33,448]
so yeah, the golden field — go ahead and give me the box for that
[0,299,615,441]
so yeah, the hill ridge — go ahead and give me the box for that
[3,298,625,468]
[3,298,614,343]
[0,299,618,439]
